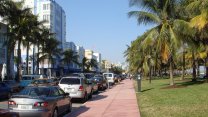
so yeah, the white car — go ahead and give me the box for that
[58,76,93,102]
[103,73,115,85]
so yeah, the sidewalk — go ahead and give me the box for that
[66,79,140,117]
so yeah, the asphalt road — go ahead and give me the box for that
[0,94,101,116]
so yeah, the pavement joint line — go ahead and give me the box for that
[101,84,123,117]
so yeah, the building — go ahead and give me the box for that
[76,46,85,71]
[85,49,94,60]
[13,0,66,76]
[93,52,102,72]
[85,49,102,72]
[0,23,14,79]
[102,60,111,72]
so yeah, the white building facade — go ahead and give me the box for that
[13,0,66,76]
[0,23,15,79]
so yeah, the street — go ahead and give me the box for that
[0,92,103,116]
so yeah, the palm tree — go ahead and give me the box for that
[128,0,191,85]
[2,1,32,81]
[82,57,88,72]
[61,49,79,72]
[39,37,61,78]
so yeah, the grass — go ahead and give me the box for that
[134,77,208,117]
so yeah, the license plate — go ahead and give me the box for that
[18,105,32,110]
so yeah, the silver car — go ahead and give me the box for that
[59,76,93,102]
[8,86,72,117]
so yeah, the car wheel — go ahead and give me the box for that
[88,90,93,99]
[67,102,72,113]
[52,108,58,117]
[81,93,87,103]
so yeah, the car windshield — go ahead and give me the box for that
[32,79,48,84]
[18,87,50,97]
[93,77,102,82]
[22,77,32,80]
[60,78,80,84]
[104,74,113,77]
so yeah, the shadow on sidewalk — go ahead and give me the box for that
[89,95,107,101]
[66,106,90,117]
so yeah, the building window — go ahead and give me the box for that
[43,4,50,10]
[43,14,50,22]
[43,4,46,10]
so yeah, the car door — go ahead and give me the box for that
[54,87,67,114]
[57,87,70,112]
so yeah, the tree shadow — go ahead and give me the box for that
[66,105,90,117]
[141,88,154,92]
[89,95,107,101]
[177,80,205,87]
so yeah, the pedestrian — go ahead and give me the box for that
[130,76,132,80]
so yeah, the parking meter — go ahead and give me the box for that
[137,74,141,92]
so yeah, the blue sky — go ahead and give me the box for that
[56,0,152,63]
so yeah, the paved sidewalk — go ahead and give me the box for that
[66,79,140,117]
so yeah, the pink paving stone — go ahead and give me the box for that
[67,79,140,117]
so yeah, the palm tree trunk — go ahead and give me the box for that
[169,56,174,86]
[192,51,197,81]
[26,42,29,75]
[205,57,208,82]
[149,66,152,84]
[36,43,40,74]
[17,39,22,82]
[181,49,185,80]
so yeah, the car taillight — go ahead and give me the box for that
[78,86,84,91]
[34,102,48,107]
[8,101,16,105]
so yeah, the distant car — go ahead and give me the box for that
[84,73,98,93]
[20,75,46,88]
[103,73,115,85]
[93,76,108,90]
[0,82,12,99]
[59,76,93,102]
[8,86,72,117]
[28,78,57,86]
[3,80,20,93]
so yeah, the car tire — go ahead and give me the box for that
[66,103,72,113]
[52,108,58,117]
[88,90,93,99]
[81,93,87,103]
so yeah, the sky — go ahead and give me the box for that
[56,0,152,63]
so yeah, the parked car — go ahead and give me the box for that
[20,75,46,88]
[92,76,108,90]
[0,82,12,99]
[3,80,20,93]
[28,78,57,86]
[8,86,72,117]
[59,76,93,102]
[103,73,115,85]
[84,73,98,93]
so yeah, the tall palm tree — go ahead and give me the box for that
[128,0,191,85]
[61,49,79,72]
[3,1,32,81]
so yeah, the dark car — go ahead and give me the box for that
[28,78,57,86]
[8,86,72,117]
[3,80,20,93]
[92,76,108,90]
[0,82,12,99]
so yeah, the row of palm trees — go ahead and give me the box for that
[125,0,208,85]
[0,1,98,81]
